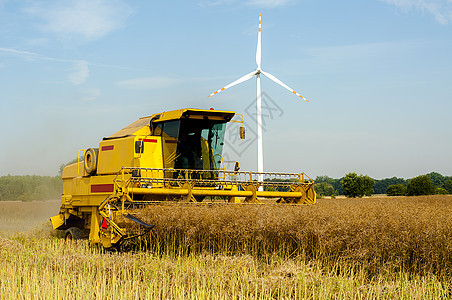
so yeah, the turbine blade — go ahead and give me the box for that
[256,13,262,68]
[261,70,309,102]
[207,70,257,97]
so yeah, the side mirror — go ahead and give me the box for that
[135,140,144,154]
[239,126,245,140]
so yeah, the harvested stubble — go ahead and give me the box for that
[135,195,452,278]
[1,235,450,299]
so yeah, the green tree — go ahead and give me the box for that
[341,173,375,198]
[406,175,436,196]
[361,175,375,196]
[441,179,452,194]
[427,172,446,187]
[436,188,448,195]
[316,175,343,195]
[386,184,406,196]
[341,173,360,198]
[314,182,336,197]
[0,175,62,201]
[373,177,407,194]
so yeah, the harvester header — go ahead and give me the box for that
[51,108,316,249]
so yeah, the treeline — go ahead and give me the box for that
[0,175,62,201]
[315,172,452,197]
[2,171,451,201]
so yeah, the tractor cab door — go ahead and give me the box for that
[175,120,226,174]
[158,120,180,169]
[155,118,227,179]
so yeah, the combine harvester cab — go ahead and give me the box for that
[51,108,316,249]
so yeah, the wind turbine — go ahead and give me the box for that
[208,14,309,189]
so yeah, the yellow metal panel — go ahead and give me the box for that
[108,117,152,138]
[162,136,178,169]
[62,161,86,179]
[89,207,101,243]
[136,136,164,169]
[133,126,152,137]
[97,137,136,175]
[201,137,210,171]
[106,108,235,140]
[62,179,72,196]
[67,174,121,206]
[50,214,65,230]
[152,108,235,123]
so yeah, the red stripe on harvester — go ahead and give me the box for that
[101,145,114,151]
[139,138,157,143]
[91,184,114,193]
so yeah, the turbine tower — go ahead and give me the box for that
[208,14,309,189]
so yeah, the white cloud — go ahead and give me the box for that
[380,0,452,24]
[1,47,90,84]
[24,0,133,41]
[0,46,142,86]
[0,47,141,71]
[0,47,40,57]
[117,77,180,90]
[68,60,89,85]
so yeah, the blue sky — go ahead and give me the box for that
[1,0,451,179]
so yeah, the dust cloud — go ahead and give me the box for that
[0,200,61,232]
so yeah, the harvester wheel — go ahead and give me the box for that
[84,148,99,175]
[65,227,83,243]
[306,184,316,204]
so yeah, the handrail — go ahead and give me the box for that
[212,154,226,179]
[111,166,316,205]
[115,167,314,189]
[229,113,244,125]
[121,166,311,178]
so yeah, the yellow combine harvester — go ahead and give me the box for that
[51,108,316,249]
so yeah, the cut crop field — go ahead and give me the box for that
[1,196,451,299]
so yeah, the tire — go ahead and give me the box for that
[65,227,83,243]
[84,148,99,175]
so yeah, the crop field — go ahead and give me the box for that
[1,196,452,299]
